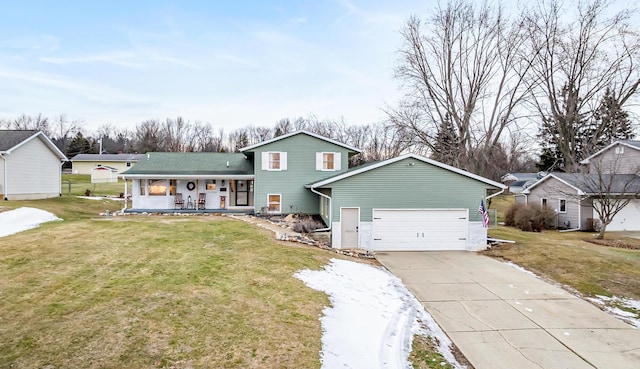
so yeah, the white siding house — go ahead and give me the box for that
[0,130,67,200]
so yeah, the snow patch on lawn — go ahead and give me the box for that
[0,207,61,238]
[506,261,640,330]
[587,295,640,330]
[75,196,123,201]
[295,258,464,369]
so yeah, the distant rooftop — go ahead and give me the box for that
[71,153,144,161]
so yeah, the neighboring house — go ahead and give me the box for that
[71,153,144,175]
[0,130,67,200]
[522,140,640,231]
[501,172,544,194]
[122,130,505,251]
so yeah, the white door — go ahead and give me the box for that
[341,208,359,248]
[372,209,468,251]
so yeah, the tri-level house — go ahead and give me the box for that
[522,140,640,231]
[122,130,505,251]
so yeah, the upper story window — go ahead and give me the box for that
[615,146,624,154]
[270,152,281,169]
[126,162,132,167]
[541,198,547,207]
[261,151,287,171]
[316,152,341,171]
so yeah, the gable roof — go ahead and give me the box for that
[121,152,254,177]
[239,130,362,153]
[580,140,640,164]
[72,153,144,162]
[0,130,67,160]
[523,172,640,195]
[307,153,505,189]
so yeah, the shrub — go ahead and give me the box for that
[513,204,556,232]
[504,204,524,226]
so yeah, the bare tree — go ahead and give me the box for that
[524,0,640,171]
[8,114,52,136]
[390,0,535,176]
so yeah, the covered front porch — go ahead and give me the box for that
[122,175,255,212]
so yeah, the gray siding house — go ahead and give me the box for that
[122,130,505,251]
[523,141,640,231]
[0,130,67,200]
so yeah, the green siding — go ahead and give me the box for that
[322,157,495,222]
[249,133,353,214]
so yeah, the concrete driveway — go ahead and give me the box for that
[376,251,640,369]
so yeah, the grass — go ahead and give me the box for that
[485,196,640,301]
[0,198,450,368]
[0,198,334,368]
[61,174,128,197]
[410,336,456,369]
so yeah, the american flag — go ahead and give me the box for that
[479,199,490,228]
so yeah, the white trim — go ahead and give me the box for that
[317,151,340,171]
[522,174,585,195]
[264,151,285,171]
[239,130,362,153]
[2,131,67,160]
[267,193,282,214]
[559,198,567,213]
[121,174,255,180]
[308,153,505,189]
[580,140,640,164]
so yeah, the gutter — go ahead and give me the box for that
[486,188,505,200]
[0,153,6,200]
[309,186,332,232]
[121,176,128,213]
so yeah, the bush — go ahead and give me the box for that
[511,204,556,231]
[513,204,556,232]
[504,204,524,226]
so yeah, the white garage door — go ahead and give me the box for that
[372,209,468,251]
[600,199,640,231]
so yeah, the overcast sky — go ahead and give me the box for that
[0,0,432,131]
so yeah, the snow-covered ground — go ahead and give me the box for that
[0,207,61,238]
[75,196,123,201]
[295,259,464,369]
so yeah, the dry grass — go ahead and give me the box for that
[486,225,640,300]
[0,198,335,368]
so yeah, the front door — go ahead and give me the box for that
[235,180,250,206]
[341,208,359,248]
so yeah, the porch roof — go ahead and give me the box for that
[121,152,254,177]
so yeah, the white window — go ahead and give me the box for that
[261,152,288,171]
[541,198,548,207]
[267,194,282,213]
[316,152,341,171]
[559,199,567,213]
[139,179,146,196]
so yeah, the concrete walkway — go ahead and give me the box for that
[376,251,640,369]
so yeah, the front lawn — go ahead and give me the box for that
[0,198,332,368]
[486,226,640,301]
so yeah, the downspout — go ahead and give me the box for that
[0,153,6,200]
[310,186,331,232]
[59,159,64,196]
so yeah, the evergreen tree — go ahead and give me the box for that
[591,88,635,147]
[431,114,460,166]
[66,132,94,158]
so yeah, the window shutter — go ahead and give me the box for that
[280,152,288,170]
[316,152,323,170]
[334,152,341,171]
[261,152,269,170]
